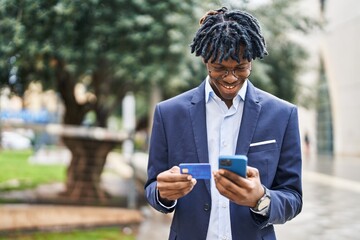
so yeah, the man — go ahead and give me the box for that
[145,7,302,240]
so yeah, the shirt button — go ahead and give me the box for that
[222,203,227,208]
[203,203,210,211]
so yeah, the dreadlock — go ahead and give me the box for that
[190,7,268,63]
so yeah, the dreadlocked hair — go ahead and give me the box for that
[190,7,268,63]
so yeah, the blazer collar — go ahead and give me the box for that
[189,80,262,158]
[236,81,262,155]
[189,81,211,192]
[189,81,208,165]
[188,80,261,191]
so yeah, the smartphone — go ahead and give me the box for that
[218,155,248,178]
[179,163,211,179]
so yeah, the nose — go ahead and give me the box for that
[223,71,238,83]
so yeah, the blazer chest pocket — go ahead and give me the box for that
[247,140,278,186]
[248,139,278,153]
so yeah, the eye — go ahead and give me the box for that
[213,67,226,71]
[235,66,247,71]
[235,65,250,72]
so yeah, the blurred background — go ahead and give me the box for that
[0,0,359,239]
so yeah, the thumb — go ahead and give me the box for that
[169,166,180,174]
[191,178,197,186]
[246,166,259,178]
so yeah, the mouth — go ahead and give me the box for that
[223,85,235,89]
[220,82,239,90]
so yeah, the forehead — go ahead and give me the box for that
[209,56,251,67]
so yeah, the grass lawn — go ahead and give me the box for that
[0,150,138,239]
[0,227,135,240]
[0,149,66,191]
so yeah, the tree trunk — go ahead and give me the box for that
[55,59,122,203]
[61,136,118,203]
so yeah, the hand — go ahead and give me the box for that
[213,166,264,207]
[156,166,197,202]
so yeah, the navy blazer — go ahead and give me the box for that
[145,80,302,240]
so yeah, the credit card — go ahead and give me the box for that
[179,163,211,179]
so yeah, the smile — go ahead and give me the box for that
[220,83,237,89]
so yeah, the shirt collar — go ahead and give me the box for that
[205,76,248,103]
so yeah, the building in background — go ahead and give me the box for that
[296,0,360,158]
[320,0,360,157]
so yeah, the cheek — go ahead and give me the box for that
[209,78,221,92]
[247,69,252,78]
[208,80,223,98]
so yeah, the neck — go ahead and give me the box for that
[224,100,232,108]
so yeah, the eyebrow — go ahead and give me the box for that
[212,62,249,67]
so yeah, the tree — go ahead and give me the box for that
[222,0,320,103]
[157,0,320,104]
[0,0,198,202]
[0,0,319,202]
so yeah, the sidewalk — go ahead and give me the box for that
[136,154,360,240]
[0,204,143,232]
[1,152,360,239]
[276,155,360,240]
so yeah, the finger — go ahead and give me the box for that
[171,166,201,181]
[217,169,248,187]
[157,176,197,194]
[214,171,250,202]
[158,168,191,183]
[215,180,240,202]
[214,171,241,195]
[157,180,193,190]
[158,174,190,183]
[169,166,181,174]
[159,179,197,200]
[246,166,259,178]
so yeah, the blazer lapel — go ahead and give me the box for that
[189,81,209,164]
[189,81,211,192]
[236,81,261,155]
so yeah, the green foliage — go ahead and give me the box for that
[219,0,320,103]
[247,0,319,103]
[163,0,320,103]
[0,150,66,191]
[0,0,320,127]
[0,0,196,84]
[0,0,199,125]
[0,227,135,240]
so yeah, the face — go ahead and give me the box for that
[206,57,251,107]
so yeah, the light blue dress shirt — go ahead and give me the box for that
[205,77,247,240]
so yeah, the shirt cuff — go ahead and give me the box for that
[156,188,177,209]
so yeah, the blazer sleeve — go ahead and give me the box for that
[144,104,176,214]
[261,106,303,226]
[254,106,303,228]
